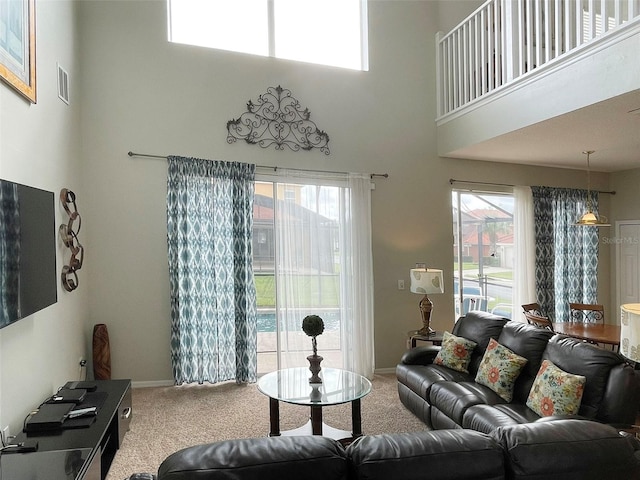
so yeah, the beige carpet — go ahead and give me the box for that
[106,373,427,480]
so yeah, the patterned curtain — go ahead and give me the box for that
[167,156,257,384]
[531,186,599,321]
[0,182,21,327]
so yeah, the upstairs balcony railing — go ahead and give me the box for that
[436,0,640,118]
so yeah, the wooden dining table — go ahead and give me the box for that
[551,322,621,347]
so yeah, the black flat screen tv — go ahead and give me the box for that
[0,179,57,329]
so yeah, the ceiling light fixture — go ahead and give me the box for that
[575,150,610,227]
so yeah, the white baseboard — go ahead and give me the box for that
[374,367,396,375]
[131,380,174,388]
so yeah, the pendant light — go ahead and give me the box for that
[575,150,610,227]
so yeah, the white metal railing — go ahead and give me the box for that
[436,0,640,118]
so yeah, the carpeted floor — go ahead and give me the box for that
[107,372,427,480]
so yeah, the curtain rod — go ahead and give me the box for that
[449,178,616,195]
[127,151,389,179]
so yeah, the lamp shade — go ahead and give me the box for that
[620,303,640,362]
[410,268,444,295]
[575,210,611,227]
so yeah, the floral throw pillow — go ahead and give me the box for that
[475,338,528,402]
[433,331,477,373]
[526,360,586,417]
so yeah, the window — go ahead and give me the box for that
[452,190,515,320]
[168,0,369,71]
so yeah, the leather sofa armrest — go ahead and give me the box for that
[399,345,440,365]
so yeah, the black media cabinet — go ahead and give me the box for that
[2,379,132,480]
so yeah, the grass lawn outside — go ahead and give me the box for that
[254,273,340,307]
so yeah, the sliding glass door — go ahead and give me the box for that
[452,190,515,320]
[254,175,374,377]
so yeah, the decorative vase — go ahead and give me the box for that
[307,353,323,384]
[93,323,112,380]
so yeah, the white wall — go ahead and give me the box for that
[0,0,86,436]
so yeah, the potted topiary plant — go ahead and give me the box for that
[302,315,324,383]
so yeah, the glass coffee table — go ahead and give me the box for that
[257,367,372,444]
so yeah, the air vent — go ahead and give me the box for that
[57,63,69,104]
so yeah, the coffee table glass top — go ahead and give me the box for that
[257,367,372,406]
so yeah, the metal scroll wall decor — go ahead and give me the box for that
[60,188,84,292]
[227,85,330,155]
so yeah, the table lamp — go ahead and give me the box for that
[410,267,444,336]
[620,303,640,364]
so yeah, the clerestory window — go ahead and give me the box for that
[167,0,369,71]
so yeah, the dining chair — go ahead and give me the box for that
[569,303,605,324]
[522,302,545,323]
[523,311,554,332]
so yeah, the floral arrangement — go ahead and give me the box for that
[302,315,324,356]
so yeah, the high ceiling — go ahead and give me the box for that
[445,89,640,173]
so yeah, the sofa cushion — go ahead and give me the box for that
[496,321,554,403]
[452,311,509,376]
[543,335,623,418]
[397,364,474,399]
[430,381,506,425]
[434,331,477,373]
[526,360,586,417]
[463,404,542,433]
[157,436,348,480]
[347,430,506,480]
[491,419,640,480]
[397,363,476,428]
[475,338,528,402]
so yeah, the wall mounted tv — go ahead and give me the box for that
[0,179,57,329]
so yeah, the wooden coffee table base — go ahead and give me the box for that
[268,397,363,445]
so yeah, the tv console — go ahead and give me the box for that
[2,379,132,480]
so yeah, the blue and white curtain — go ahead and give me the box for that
[531,187,599,321]
[167,156,257,385]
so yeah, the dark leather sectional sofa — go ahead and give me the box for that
[396,311,640,431]
[148,419,640,480]
[129,311,640,480]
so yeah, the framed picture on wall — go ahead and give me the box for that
[0,0,36,103]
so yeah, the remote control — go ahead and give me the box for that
[67,406,97,418]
